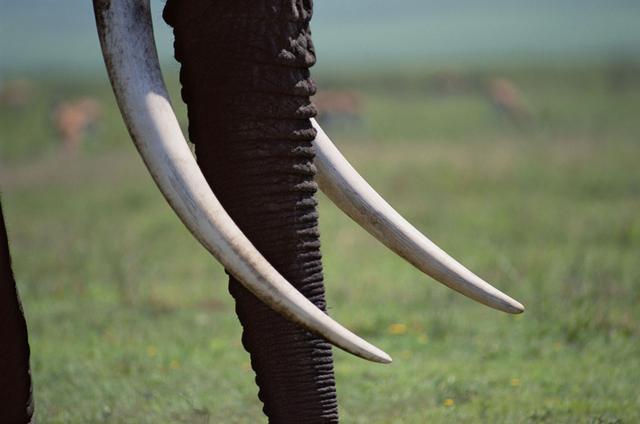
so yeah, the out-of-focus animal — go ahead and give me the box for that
[487,78,531,126]
[52,97,102,154]
[312,90,362,126]
[0,79,33,109]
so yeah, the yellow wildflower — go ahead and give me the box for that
[169,359,181,369]
[388,323,407,335]
[443,399,455,407]
[147,345,158,358]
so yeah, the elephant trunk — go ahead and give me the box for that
[164,1,339,422]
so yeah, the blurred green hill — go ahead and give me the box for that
[1,0,639,75]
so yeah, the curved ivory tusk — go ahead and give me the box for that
[92,0,391,364]
[312,119,524,314]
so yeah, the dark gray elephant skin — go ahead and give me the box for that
[163,1,338,421]
[0,202,34,424]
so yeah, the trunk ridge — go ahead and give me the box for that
[164,1,339,422]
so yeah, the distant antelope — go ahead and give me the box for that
[0,79,33,109]
[313,90,362,126]
[487,78,531,126]
[52,97,102,154]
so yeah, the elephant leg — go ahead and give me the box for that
[0,201,34,423]
[164,1,339,422]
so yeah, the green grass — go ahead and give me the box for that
[1,65,639,422]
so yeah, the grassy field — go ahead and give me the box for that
[1,65,639,423]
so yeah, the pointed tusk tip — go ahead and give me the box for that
[503,298,525,314]
[376,352,393,364]
[355,341,392,364]
[486,287,524,314]
[365,346,392,364]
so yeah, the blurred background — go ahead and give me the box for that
[1,1,639,422]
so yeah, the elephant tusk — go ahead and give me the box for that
[312,119,524,314]
[92,0,391,364]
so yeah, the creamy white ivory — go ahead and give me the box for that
[313,119,524,314]
[92,0,391,364]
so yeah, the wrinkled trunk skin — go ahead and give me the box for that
[164,1,338,422]
[0,201,34,423]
